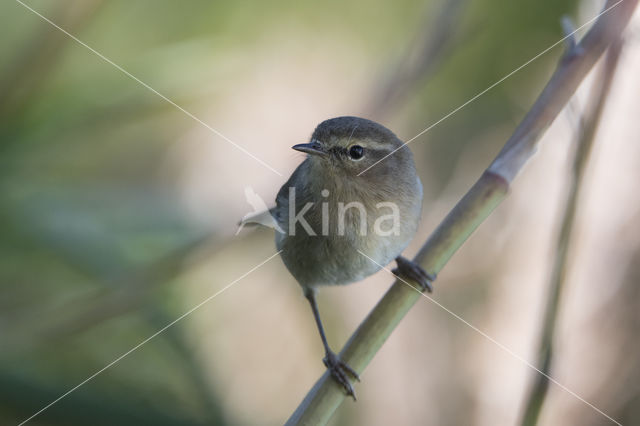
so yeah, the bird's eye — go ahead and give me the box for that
[348,145,364,160]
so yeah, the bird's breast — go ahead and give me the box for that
[276,176,422,288]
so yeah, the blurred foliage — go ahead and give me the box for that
[11,0,639,425]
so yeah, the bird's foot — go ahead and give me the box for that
[323,351,360,400]
[393,256,436,292]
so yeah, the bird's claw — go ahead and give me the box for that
[323,351,359,400]
[393,256,436,292]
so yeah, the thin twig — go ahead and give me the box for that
[519,35,625,426]
[286,1,637,424]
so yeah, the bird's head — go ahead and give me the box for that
[292,116,413,180]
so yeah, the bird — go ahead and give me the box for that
[273,116,434,399]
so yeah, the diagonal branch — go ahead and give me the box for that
[285,1,637,424]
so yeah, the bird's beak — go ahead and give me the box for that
[292,141,327,157]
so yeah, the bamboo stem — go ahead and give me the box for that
[286,1,637,424]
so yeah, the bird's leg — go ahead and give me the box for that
[392,256,436,292]
[304,289,360,400]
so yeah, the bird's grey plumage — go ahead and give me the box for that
[269,116,433,399]
[275,116,423,289]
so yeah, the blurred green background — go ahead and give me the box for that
[2,0,639,425]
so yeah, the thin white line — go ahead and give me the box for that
[346,124,359,146]
[14,0,283,177]
[358,0,624,176]
[357,250,622,426]
[18,250,283,426]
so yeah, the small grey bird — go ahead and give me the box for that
[274,116,434,399]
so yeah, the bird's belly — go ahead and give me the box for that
[277,227,412,289]
[275,178,422,289]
